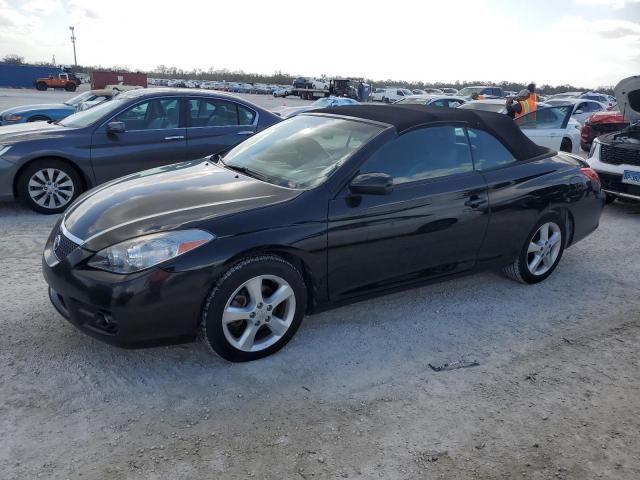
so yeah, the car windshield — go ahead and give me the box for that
[222,115,383,189]
[457,87,483,97]
[59,97,128,128]
[63,91,93,106]
[458,102,504,113]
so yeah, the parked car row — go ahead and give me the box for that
[148,78,289,94]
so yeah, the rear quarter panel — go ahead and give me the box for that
[478,154,603,267]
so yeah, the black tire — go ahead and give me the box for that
[383,97,390,104]
[16,159,83,214]
[605,193,617,204]
[65,83,76,92]
[27,115,50,122]
[36,82,47,91]
[201,255,308,362]
[560,138,572,153]
[502,213,565,284]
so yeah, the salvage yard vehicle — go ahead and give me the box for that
[586,76,640,203]
[0,88,280,213]
[460,101,580,153]
[0,89,117,125]
[380,87,414,103]
[457,86,504,99]
[273,96,359,118]
[394,94,466,108]
[580,111,628,151]
[42,105,604,361]
[34,72,79,92]
[546,98,608,124]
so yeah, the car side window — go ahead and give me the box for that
[466,128,516,170]
[515,105,572,130]
[188,98,255,127]
[449,100,464,108]
[584,102,602,113]
[359,126,474,184]
[430,100,448,107]
[238,104,256,125]
[114,98,179,131]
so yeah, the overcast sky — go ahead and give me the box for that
[1,0,638,88]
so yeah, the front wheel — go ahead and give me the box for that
[605,193,617,204]
[201,256,308,362]
[503,213,565,284]
[17,159,83,214]
[65,83,76,92]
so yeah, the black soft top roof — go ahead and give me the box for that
[311,104,552,161]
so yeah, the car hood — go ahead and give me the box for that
[614,75,640,123]
[63,160,301,251]
[1,103,73,116]
[0,120,70,143]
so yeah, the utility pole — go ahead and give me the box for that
[69,26,77,66]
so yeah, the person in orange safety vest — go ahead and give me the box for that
[506,89,536,119]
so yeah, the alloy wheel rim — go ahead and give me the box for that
[527,222,562,276]
[28,168,74,209]
[222,275,296,352]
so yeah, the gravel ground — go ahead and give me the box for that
[1,88,639,479]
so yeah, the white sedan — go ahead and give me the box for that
[546,98,608,124]
[459,100,581,153]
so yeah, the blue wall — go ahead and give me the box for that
[0,64,62,88]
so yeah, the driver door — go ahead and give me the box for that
[327,125,489,302]
[515,105,573,150]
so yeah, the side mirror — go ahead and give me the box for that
[107,121,126,134]
[349,173,393,195]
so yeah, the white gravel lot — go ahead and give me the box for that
[0,88,639,480]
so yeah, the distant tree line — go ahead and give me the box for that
[0,55,614,94]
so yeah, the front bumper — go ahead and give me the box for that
[587,142,640,200]
[42,233,215,348]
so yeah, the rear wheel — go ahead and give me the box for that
[560,138,572,153]
[36,82,47,91]
[201,256,307,362]
[503,213,565,284]
[17,159,83,214]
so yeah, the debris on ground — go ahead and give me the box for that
[428,359,479,372]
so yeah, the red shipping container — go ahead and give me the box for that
[90,71,147,89]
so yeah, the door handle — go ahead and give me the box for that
[164,135,185,141]
[237,131,254,136]
[464,196,486,208]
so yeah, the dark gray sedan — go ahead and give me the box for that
[0,88,281,213]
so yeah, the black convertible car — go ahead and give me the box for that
[43,105,605,361]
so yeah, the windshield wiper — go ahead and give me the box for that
[224,164,271,183]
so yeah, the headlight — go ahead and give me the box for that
[4,113,22,122]
[88,229,215,274]
[0,145,11,157]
